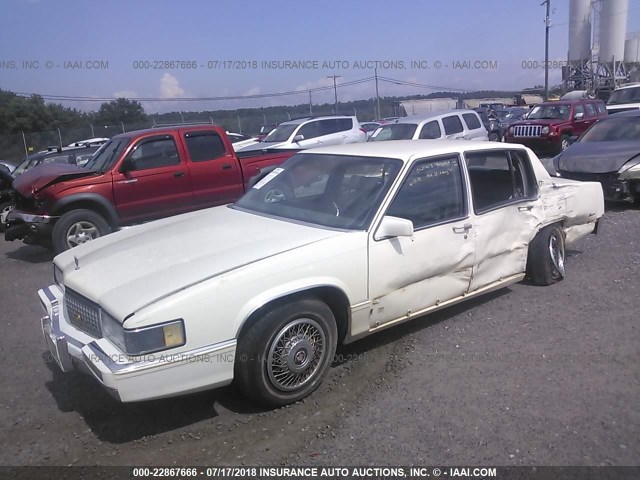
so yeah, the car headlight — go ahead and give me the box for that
[619,162,640,173]
[541,126,550,134]
[102,313,186,356]
[53,264,64,288]
[508,126,513,134]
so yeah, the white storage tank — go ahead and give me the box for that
[624,35,640,62]
[599,0,629,63]
[569,0,592,61]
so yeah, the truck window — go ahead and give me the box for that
[418,121,442,139]
[574,104,585,117]
[462,113,482,130]
[442,115,464,135]
[128,137,179,171]
[585,103,596,117]
[464,149,536,214]
[184,132,227,162]
[386,154,466,229]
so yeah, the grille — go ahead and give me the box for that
[512,125,542,137]
[65,288,103,338]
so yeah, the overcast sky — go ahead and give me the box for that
[1,0,639,113]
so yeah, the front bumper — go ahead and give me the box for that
[4,209,55,241]
[504,135,559,152]
[39,285,236,402]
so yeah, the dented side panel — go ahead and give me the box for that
[368,221,474,328]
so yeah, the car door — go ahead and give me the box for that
[572,104,591,136]
[442,115,466,139]
[294,121,323,148]
[368,154,475,328]
[418,120,442,139]
[181,130,244,208]
[464,149,540,292]
[112,133,194,223]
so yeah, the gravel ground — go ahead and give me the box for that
[0,204,638,467]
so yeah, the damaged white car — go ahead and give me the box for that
[39,140,604,407]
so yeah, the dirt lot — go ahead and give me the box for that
[0,205,638,467]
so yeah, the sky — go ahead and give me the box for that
[1,0,639,113]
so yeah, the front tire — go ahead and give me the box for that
[559,134,571,153]
[0,201,13,233]
[526,224,566,286]
[52,209,111,254]
[235,298,338,407]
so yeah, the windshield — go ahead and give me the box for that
[84,139,130,172]
[527,104,571,120]
[608,87,640,105]
[369,123,418,141]
[580,117,640,142]
[12,153,46,176]
[234,153,403,230]
[263,124,298,143]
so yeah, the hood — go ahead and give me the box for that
[237,141,292,153]
[556,141,640,174]
[57,206,343,321]
[13,163,98,197]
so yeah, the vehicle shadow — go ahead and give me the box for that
[42,288,510,443]
[4,243,54,264]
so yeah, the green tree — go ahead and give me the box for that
[94,98,147,125]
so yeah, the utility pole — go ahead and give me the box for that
[375,68,381,120]
[309,91,313,115]
[327,75,341,113]
[542,0,551,101]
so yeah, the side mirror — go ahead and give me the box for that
[569,135,579,145]
[574,112,584,120]
[293,134,305,143]
[120,157,135,173]
[374,216,414,241]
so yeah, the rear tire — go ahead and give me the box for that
[526,224,566,286]
[52,209,111,254]
[235,298,338,407]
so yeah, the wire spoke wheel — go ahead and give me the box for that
[548,232,565,279]
[267,318,326,392]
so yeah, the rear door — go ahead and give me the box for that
[182,130,244,208]
[462,112,488,140]
[442,115,466,139]
[464,148,540,292]
[572,104,591,136]
[112,133,194,223]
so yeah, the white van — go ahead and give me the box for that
[369,110,489,142]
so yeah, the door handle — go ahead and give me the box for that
[452,223,473,233]
[518,205,534,211]
[222,164,232,170]
[173,171,185,177]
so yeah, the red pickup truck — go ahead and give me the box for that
[5,125,296,253]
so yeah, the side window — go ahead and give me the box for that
[298,121,321,140]
[336,118,353,132]
[386,154,466,229]
[585,103,596,117]
[442,115,464,135]
[574,104,585,118]
[43,155,71,165]
[462,113,482,130]
[419,120,442,139]
[127,136,179,171]
[596,102,607,114]
[319,119,340,135]
[184,132,226,162]
[465,149,536,213]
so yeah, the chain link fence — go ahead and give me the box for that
[0,104,384,164]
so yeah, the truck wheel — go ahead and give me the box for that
[559,134,571,152]
[489,132,500,142]
[235,298,338,407]
[52,209,111,253]
[0,201,13,233]
[526,224,565,286]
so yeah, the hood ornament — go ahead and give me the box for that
[74,256,79,270]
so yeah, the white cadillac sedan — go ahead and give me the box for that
[39,140,604,407]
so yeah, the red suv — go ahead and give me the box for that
[504,99,608,154]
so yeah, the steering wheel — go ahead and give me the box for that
[263,188,288,203]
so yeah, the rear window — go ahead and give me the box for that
[462,113,482,130]
[442,115,464,135]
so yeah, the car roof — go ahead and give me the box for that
[602,109,640,118]
[390,110,479,124]
[277,115,357,126]
[614,83,640,91]
[303,139,526,162]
